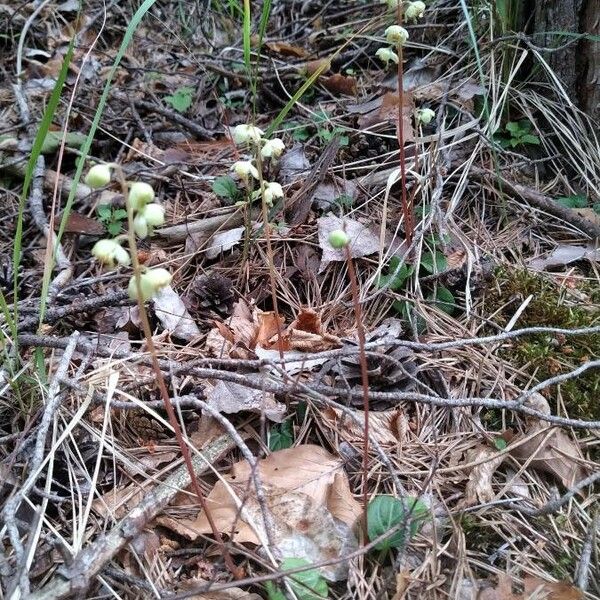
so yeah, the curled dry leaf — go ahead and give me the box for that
[200,381,286,422]
[462,445,505,507]
[161,445,361,581]
[321,406,408,446]
[510,392,588,489]
[528,244,600,271]
[205,226,245,259]
[354,92,414,141]
[153,285,201,341]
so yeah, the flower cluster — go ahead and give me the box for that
[87,163,171,301]
[230,124,286,206]
[373,2,435,125]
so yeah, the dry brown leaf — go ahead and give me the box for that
[255,311,286,349]
[264,40,308,57]
[509,428,587,489]
[153,286,201,341]
[93,484,144,520]
[357,92,414,141]
[304,58,331,76]
[478,574,583,600]
[317,213,380,271]
[528,244,600,270]
[321,73,357,96]
[201,380,286,422]
[321,406,407,446]
[462,445,505,507]
[161,445,361,580]
[54,211,104,236]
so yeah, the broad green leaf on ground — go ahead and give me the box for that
[367,495,429,551]
[164,86,195,113]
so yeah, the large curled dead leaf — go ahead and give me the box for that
[158,445,361,581]
[317,213,380,272]
[528,244,600,270]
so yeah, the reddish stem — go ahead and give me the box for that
[396,14,414,245]
[344,245,370,540]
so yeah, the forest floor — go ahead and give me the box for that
[0,1,599,599]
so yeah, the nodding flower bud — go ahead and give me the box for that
[85,164,112,189]
[133,214,149,239]
[328,229,350,249]
[91,238,130,268]
[405,1,426,21]
[128,268,172,301]
[385,25,409,47]
[128,181,155,211]
[262,181,284,206]
[417,107,435,125]
[232,124,264,145]
[140,203,165,227]
[232,160,260,182]
[375,47,400,66]
[260,138,285,159]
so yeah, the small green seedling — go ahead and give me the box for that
[367,495,429,552]
[269,419,294,451]
[495,120,540,149]
[377,256,413,291]
[164,86,195,113]
[212,175,243,204]
[266,558,328,600]
[97,204,128,236]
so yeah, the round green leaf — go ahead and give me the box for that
[367,495,429,551]
[279,558,328,600]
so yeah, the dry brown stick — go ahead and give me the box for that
[155,208,245,241]
[27,434,234,600]
[470,166,600,239]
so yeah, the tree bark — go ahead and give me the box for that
[532,0,599,121]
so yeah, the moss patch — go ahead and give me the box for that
[484,269,600,420]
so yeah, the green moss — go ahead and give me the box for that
[484,269,600,420]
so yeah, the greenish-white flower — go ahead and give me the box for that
[385,25,409,47]
[328,229,349,249]
[417,107,435,125]
[85,164,112,189]
[141,203,165,227]
[375,47,400,66]
[133,214,149,239]
[260,138,285,159]
[263,181,284,206]
[405,1,426,20]
[232,160,260,181]
[91,238,130,267]
[232,124,264,145]
[128,268,172,301]
[128,181,155,211]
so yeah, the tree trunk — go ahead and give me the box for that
[532,0,599,121]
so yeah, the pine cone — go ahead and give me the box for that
[185,273,235,318]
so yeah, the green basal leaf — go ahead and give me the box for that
[212,175,240,200]
[164,86,195,113]
[279,558,328,600]
[367,495,429,551]
[420,250,447,274]
[521,134,540,145]
[41,130,87,154]
[505,121,521,134]
[269,420,294,451]
[431,285,457,315]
